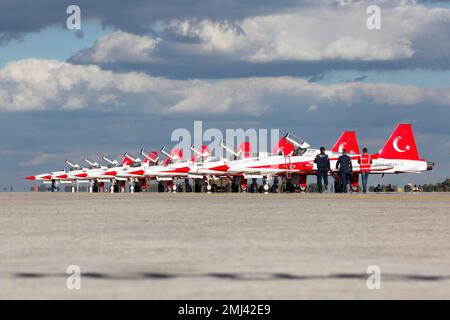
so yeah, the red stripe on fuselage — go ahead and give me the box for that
[75,173,88,178]
[129,170,145,176]
[209,164,229,172]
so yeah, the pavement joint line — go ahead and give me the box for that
[1,271,450,282]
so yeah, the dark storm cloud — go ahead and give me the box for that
[0,0,302,43]
[308,74,328,83]
[344,75,368,83]
[3,1,450,78]
[69,56,450,80]
[66,1,450,79]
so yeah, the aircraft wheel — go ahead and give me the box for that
[206,184,212,192]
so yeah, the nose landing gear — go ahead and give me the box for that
[262,177,269,194]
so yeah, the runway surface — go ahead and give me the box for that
[0,192,449,299]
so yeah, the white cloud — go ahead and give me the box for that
[72,30,160,64]
[0,59,449,115]
[71,2,450,64]
[166,12,413,62]
[307,104,318,112]
[0,59,186,112]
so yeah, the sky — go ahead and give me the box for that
[0,0,449,191]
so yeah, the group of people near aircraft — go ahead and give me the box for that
[314,146,372,193]
[25,124,433,193]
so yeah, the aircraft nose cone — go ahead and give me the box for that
[25,176,36,180]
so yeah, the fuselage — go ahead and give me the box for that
[369,157,429,174]
[221,148,425,177]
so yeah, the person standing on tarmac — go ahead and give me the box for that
[358,147,372,193]
[314,147,331,193]
[336,149,353,193]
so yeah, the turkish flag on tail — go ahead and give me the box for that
[377,124,420,160]
[331,131,360,155]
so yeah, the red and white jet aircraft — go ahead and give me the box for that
[102,148,191,192]
[366,124,433,174]
[219,132,358,192]
[25,155,135,192]
[218,124,432,192]
[25,123,432,193]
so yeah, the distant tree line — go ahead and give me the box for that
[308,178,450,193]
[408,178,450,192]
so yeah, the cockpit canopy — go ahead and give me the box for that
[204,156,221,163]
[130,162,142,168]
[285,133,310,150]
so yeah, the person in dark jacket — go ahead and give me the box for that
[314,147,331,193]
[336,149,353,193]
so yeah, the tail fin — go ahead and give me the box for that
[272,137,295,156]
[220,140,252,158]
[171,148,183,160]
[191,145,211,162]
[121,156,134,166]
[238,142,252,158]
[143,151,158,164]
[331,131,360,155]
[162,147,184,165]
[377,124,420,160]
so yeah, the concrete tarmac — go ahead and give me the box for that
[0,192,449,299]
